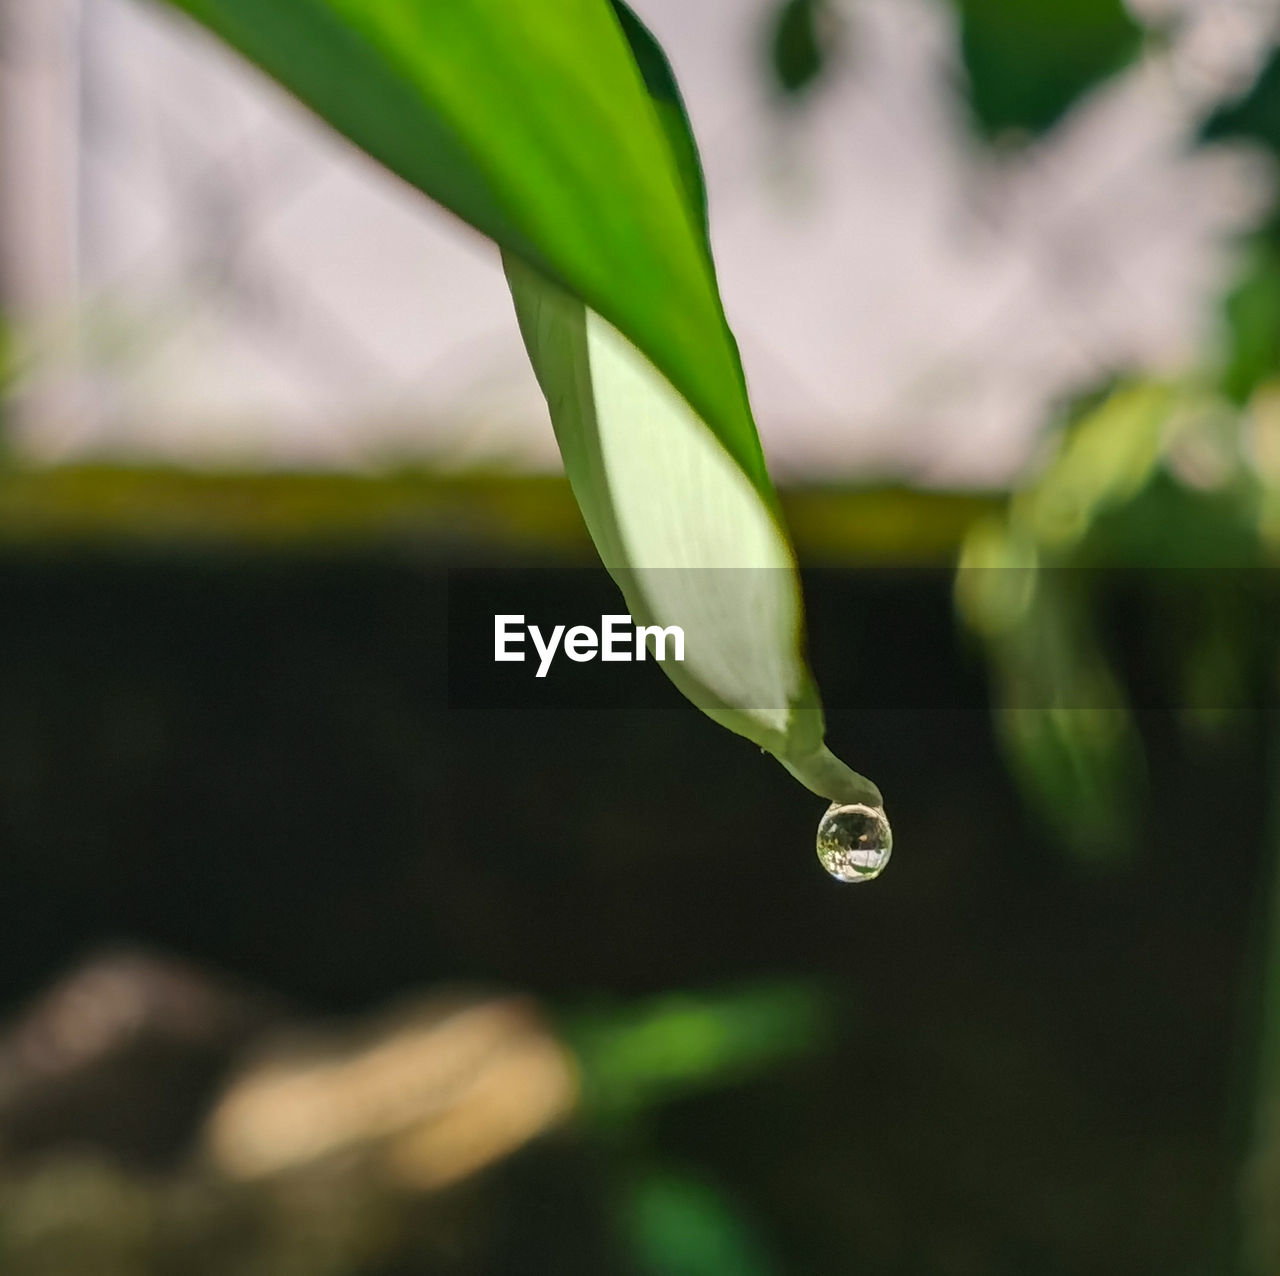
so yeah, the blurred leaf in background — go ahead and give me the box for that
[567,983,829,1123]
[571,985,824,1274]
[1220,243,1280,406]
[622,1168,780,1276]
[955,0,1144,137]
[958,522,1147,862]
[1205,47,1280,157]
[958,375,1280,864]
[766,0,845,100]
[956,385,1171,861]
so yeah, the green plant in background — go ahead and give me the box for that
[767,0,843,101]
[955,384,1175,861]
[956,377,1278,854]
[952,53,1280,1260]
[955,0,1143,137]
[872,0,1280,1237]
[155,0,886,861]
[566,982,824,1276]
[757,0,1147,136]
[955,369,1280,1270]
[568,982,827,1123]
[621,1168,779,1276]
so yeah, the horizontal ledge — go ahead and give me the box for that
[0,465,997,564]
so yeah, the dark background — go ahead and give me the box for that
[0,548,1261,1274]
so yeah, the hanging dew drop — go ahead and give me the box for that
[816,802,892,883]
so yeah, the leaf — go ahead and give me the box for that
[157,0,763,496]
[158,0,881,808]
[607,0,708,233]
[506,1,877,806]
[955,0,1143,137]
[505,255,879,807]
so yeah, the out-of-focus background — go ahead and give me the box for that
[5,0,1276,480]
[3,0,1280,1272]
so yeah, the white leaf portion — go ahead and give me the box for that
[584,313,802,736]
[507,254,881,805]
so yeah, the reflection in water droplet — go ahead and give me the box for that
[816,802,892,883]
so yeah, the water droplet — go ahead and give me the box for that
[816,802,892,883]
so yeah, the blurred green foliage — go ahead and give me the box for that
[759,0,1147,132]
[567,983,827,1121]
[955,0,1143,136]
[1205,49,1280,157]
[954,387,1162,862]
[957,378,1280,863]
[623,1169,779,1276]
[1221,244,1280,405]
[767,0,839,99]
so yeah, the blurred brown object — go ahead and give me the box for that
[0,962,583,1273]
[204,991,579,1191]
[0,948,277,1168]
